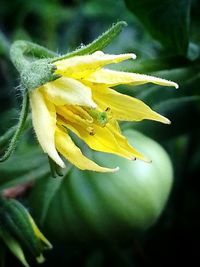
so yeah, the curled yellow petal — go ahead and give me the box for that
[55,51,136,79]
[92,87,170,124]
[43,77,96,108]
[55,127,118,173]
[58,116,142,160]
[86,68,178,88]
[29,89,65,168]
[107,120,150,162]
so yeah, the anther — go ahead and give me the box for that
[87,127,95,136]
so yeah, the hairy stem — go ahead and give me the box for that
[0,91,29,162]
[10,41,57,72]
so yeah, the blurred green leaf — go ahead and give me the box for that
[0,145,49,190]
[125,0,191,55]
[0,31,10,57]
[29,175,64,225]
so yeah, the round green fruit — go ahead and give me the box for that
[30,129,173,243]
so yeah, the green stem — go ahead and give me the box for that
[51,21,127,62]
[0,91,29,162]
[10,40,57,72]
[0,127,17,147]
[0,116,31,148]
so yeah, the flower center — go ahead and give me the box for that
[56,105,112,137]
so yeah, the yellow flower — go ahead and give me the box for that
[29,51,178,172]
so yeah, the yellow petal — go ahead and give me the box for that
[86,68,178,88]
[29,89,65,168]
[58,117,139,160]
[55,127,118,173]
[43,77,96,108]
[55,51,136,79]
[92,87,170,124]
[107,120,150,162]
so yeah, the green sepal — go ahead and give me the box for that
[52,21,127,62]
[10,21,127,91]
[10,40,59,90]
[20,59,58,90]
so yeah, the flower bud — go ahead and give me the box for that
[20,59,59,90]
[0,197,52,266]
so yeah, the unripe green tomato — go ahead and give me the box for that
[31,130,173,243]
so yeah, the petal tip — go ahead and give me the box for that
[90,102,97,108]
[131,53,137,60]
[155,114,171,125]
[175,83,179,89]
[143,157,152,163]
[131,157,136,161]
[60,162,66,168]
[163,118,171,125]
[113,166,120,172]
[167,81,179,89]
[55,158,66,168]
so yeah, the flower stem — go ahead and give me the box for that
[0,90,29,162]
[0,127,17,147]
[10,40,57,72]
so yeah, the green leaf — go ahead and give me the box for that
[29,175,65,225]
[125,0,191,55]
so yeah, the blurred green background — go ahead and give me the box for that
[1,0,200,266]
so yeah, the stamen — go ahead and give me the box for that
[56,106,91,128]
[105,107,112,120]
[105,107,110,112]
[69,105,94,123]
[87,127,95,136]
